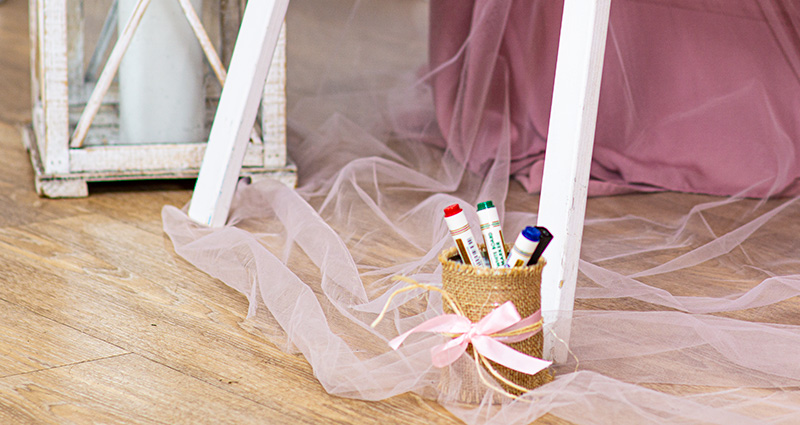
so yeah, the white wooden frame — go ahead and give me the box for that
[25,0,295,198]
[537,0,611,361]
[189,0,290,227]
[189,0,612,363]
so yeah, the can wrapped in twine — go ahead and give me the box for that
[438,246,553,402]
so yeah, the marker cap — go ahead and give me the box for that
[444,204,462,217]
[477,200,494,211]
[521,226,541,242]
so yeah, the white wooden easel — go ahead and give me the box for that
[537,0,611,362]
[189,0,611,362]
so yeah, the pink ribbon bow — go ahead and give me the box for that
[389,301,552,375]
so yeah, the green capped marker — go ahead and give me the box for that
[477,200,507,268]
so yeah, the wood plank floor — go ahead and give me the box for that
[0,0,466,422]
[1,0,797,423]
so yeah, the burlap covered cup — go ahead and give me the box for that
[438,246,553,402]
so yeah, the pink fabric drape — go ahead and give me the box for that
[430,0,800,197]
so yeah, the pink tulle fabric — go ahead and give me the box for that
[163,1,800,423]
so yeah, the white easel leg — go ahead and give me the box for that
[188,0,289,227]
[537,0,611,362]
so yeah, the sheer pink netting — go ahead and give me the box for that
[163,0,800,423]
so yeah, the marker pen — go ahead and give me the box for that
[444,204,485,267]
[477,200,506,268]
[527,226,553,266]
[505,226,541,268]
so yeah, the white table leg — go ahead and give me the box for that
[537,0,611,362]
[188,0,289,227]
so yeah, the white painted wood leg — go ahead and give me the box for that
[537,0,611,362]
[188,0,290,227]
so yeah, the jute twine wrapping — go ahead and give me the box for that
[438,246,553,403]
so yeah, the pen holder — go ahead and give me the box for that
[438,246,553,403]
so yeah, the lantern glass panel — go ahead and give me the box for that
[67,0,239,146]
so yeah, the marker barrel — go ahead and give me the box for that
[477,201,506,268]
[444,204,485,267]
[527,226,553,266]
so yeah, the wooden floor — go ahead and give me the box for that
[1,0,797,424]
[0,1,464,423]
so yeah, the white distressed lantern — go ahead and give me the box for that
[25,0,295,197]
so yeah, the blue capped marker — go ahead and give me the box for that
[505,226,541,268]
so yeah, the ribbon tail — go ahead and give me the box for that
[472,336,552,376]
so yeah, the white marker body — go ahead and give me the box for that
[445,211,485,267]
[477,207,506,268]
[506,232,539,268]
